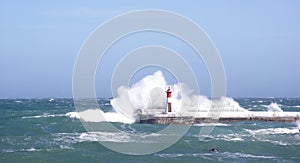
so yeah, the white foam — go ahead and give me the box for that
[230,137,244,141]
[199,133,245,142]
[23,111,136,124]
[245,127,299,135]
[53,132,135,143]
[222,152,276,159]
[65,112,80,119]
[70,71,298,123]
[110,71,249,120]
[267,103,283,112]
[194,123,230,127]
[53,131,164,145]
[155,153,185,158]
[103,111,135,123]
[78,132,132,143]
[25,147,37,152]
[104,103,110,106]
[155,152,275,159]
[243,127,300,146]
[59,145,74,149]
[66,109,135,124]
[111,71,167,117]
[22,114,65,119]
[1,148,39,153]
[251,137,290,146]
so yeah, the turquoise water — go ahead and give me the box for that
[1,98,300,162]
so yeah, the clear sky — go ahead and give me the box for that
[1,0,300,98]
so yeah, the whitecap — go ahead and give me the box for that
[245,127,299,135]
[155,153,185,158]
[25,147,37,152]
[198,133,245,142]
[65,112,80,119]
[155,152,275,159]
[22,114,65,119]
[222,152,276,159]
[194,123,230,127]
[53,132,134,143]
[59,145,74,149]
[1,148,40,153]
[230,137,244,141]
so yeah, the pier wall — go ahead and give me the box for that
[138,112,300,124]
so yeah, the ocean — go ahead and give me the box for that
[1,98,300,162]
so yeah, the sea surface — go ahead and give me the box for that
[1,98,300,162]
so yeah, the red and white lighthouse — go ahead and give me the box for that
[166,87,172,113]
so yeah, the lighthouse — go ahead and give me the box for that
[166,87,172,113]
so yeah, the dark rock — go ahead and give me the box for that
[210,148,220,152]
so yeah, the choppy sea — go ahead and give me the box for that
[1,98,300,162]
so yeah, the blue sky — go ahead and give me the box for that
[1,0,300,98]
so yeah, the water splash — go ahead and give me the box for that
[110,71,247,120]
[267,103,283,112]
[66,109,135,124]
[68,71,249,123]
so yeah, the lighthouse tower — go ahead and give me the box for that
[166,87,172,113]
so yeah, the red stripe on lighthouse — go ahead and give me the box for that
[166,87,172,113]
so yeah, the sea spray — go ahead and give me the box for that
[267,103,283,112]
[110,71,248,120]
[110,71,168,119]
[68,71,248,123]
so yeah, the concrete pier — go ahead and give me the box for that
[138,112,300,124]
